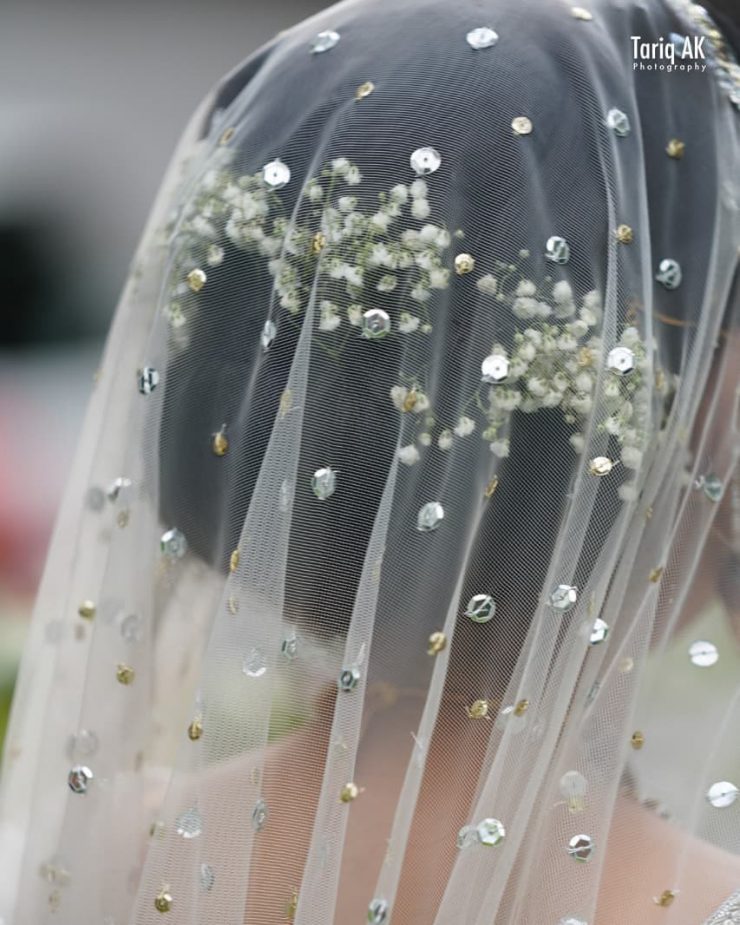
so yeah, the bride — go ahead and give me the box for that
[1,0,738,922]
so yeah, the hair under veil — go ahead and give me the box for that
[1,0,739,923]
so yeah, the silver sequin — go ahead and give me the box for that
[107,477,132,503]
[362,308,392,339]
[560,770,588,799]
[550,584,578,612]
[655,257,682,290]
[589,618,609,645]
[466,27,499,50]
[410,146,441,176]
[242,647,268,678]
[281,632,299,660]
[252,798,268,831]
[261,319,277,351]
[481,353,509,383]
[160,528,187,559]
[338,665,361,692]
[199,863,215,892]
[606,346,635,375]
[567,833,594,861]
[701,474,724,503]
[138,366,159,395]
[310,30,340,53]
[464,593,496,624]
[367,898,389,924]
[706,781,739,808]
[605,108,631,137]
[476,817,506,846]
[417,501,445,532]
[312,466,337,500]
[175,807,203,839]
[558,919,588,925]
[262,159,291,189]
[689,639,719,667]
[456,824,478,849]
[68,765,93,795]
[545,236,571,264]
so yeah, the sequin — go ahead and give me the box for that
[160,528,187,559]
[219,126,235,145]
[252,798,268,831]
[427,631,447,655]
[338,666,361,692]
[120,613,143,643]
[279,480,292,513]
[206,244,224,266]
[558,919,588,925]
[484,476,499,499]
[340,782,360,803]
[588,456,614,476]
[689,640,719,667]
[175,807,203,839]
[311,231,327,255]
[187,718,203,741]
[116,663,135,685]
[567,833,594,861]
[367,898,389,924]
[466,699,490,719]
[362,308,391,339]
[454,253,476,275]
[199,864,215,892]
[481,353,509,383]
[107,476,132,502]
[550,584,578,612]
[355,80,375,100]
[511,116,533,135]
[465,593,496,624]
[589,618,609,645]
[230,548,240,572]
[476,817,506,846]
[68,765,93,794]
[410,146,441,176]
[649,566,664,583]
[261,319,277,350]
[702,474,724,503]
[655,258,682,289]
[560,770,588,799]
[605,108,630,136]
[666,138,685,159]
[615,224,634,244]
[154,889,173,913]
[186,268,206,292]
[78,600,96,621]
[606,346,635,375]
[631,730,645,749]
[138,366,159,395]
[457,824,478,849]
[654,890,677,908]
[311,30,340,53]
[545,236,570,264]
[281,632,299,660]
[262,159,291,189]
[417,501,445,532]
[242,648,267,678]
[706,781,739,808]
[212,427,228,457]
[571,7,593,20]
[466,26,499,49]
[312,466,337,500]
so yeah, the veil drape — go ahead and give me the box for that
[1,0,739,923]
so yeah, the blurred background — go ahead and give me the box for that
[0,0,326,750]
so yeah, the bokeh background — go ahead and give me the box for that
[0,0,325,751]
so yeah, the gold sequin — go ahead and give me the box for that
[427,631,447,655]
[514,699,529,716]
[339,782,360,803]
[467,699,490,719]
[154,889,173,913]
[355,81,375,100]
[279,389,293,417]
[219,126,235,145]
[187,718,203,741]
[631,730,645,750]
[186,268,207,292]
[483,476,499,499]
[286,889,299,922]
[454,253,476,275]
[402,389,419,412]
[227,596,239,615]
[654,890,677,907]
[649,566,664,583]
[116,663,135,685]
[511,116,533,135]
[577,346,594,367]
[589,456,614,477]
[571,6,593,20]
[212,427,229,457]
[230,549,240,572]
[666,138,685,159]
[78,600,96,621]
[615,224,634,244]
[311,231,327,255]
